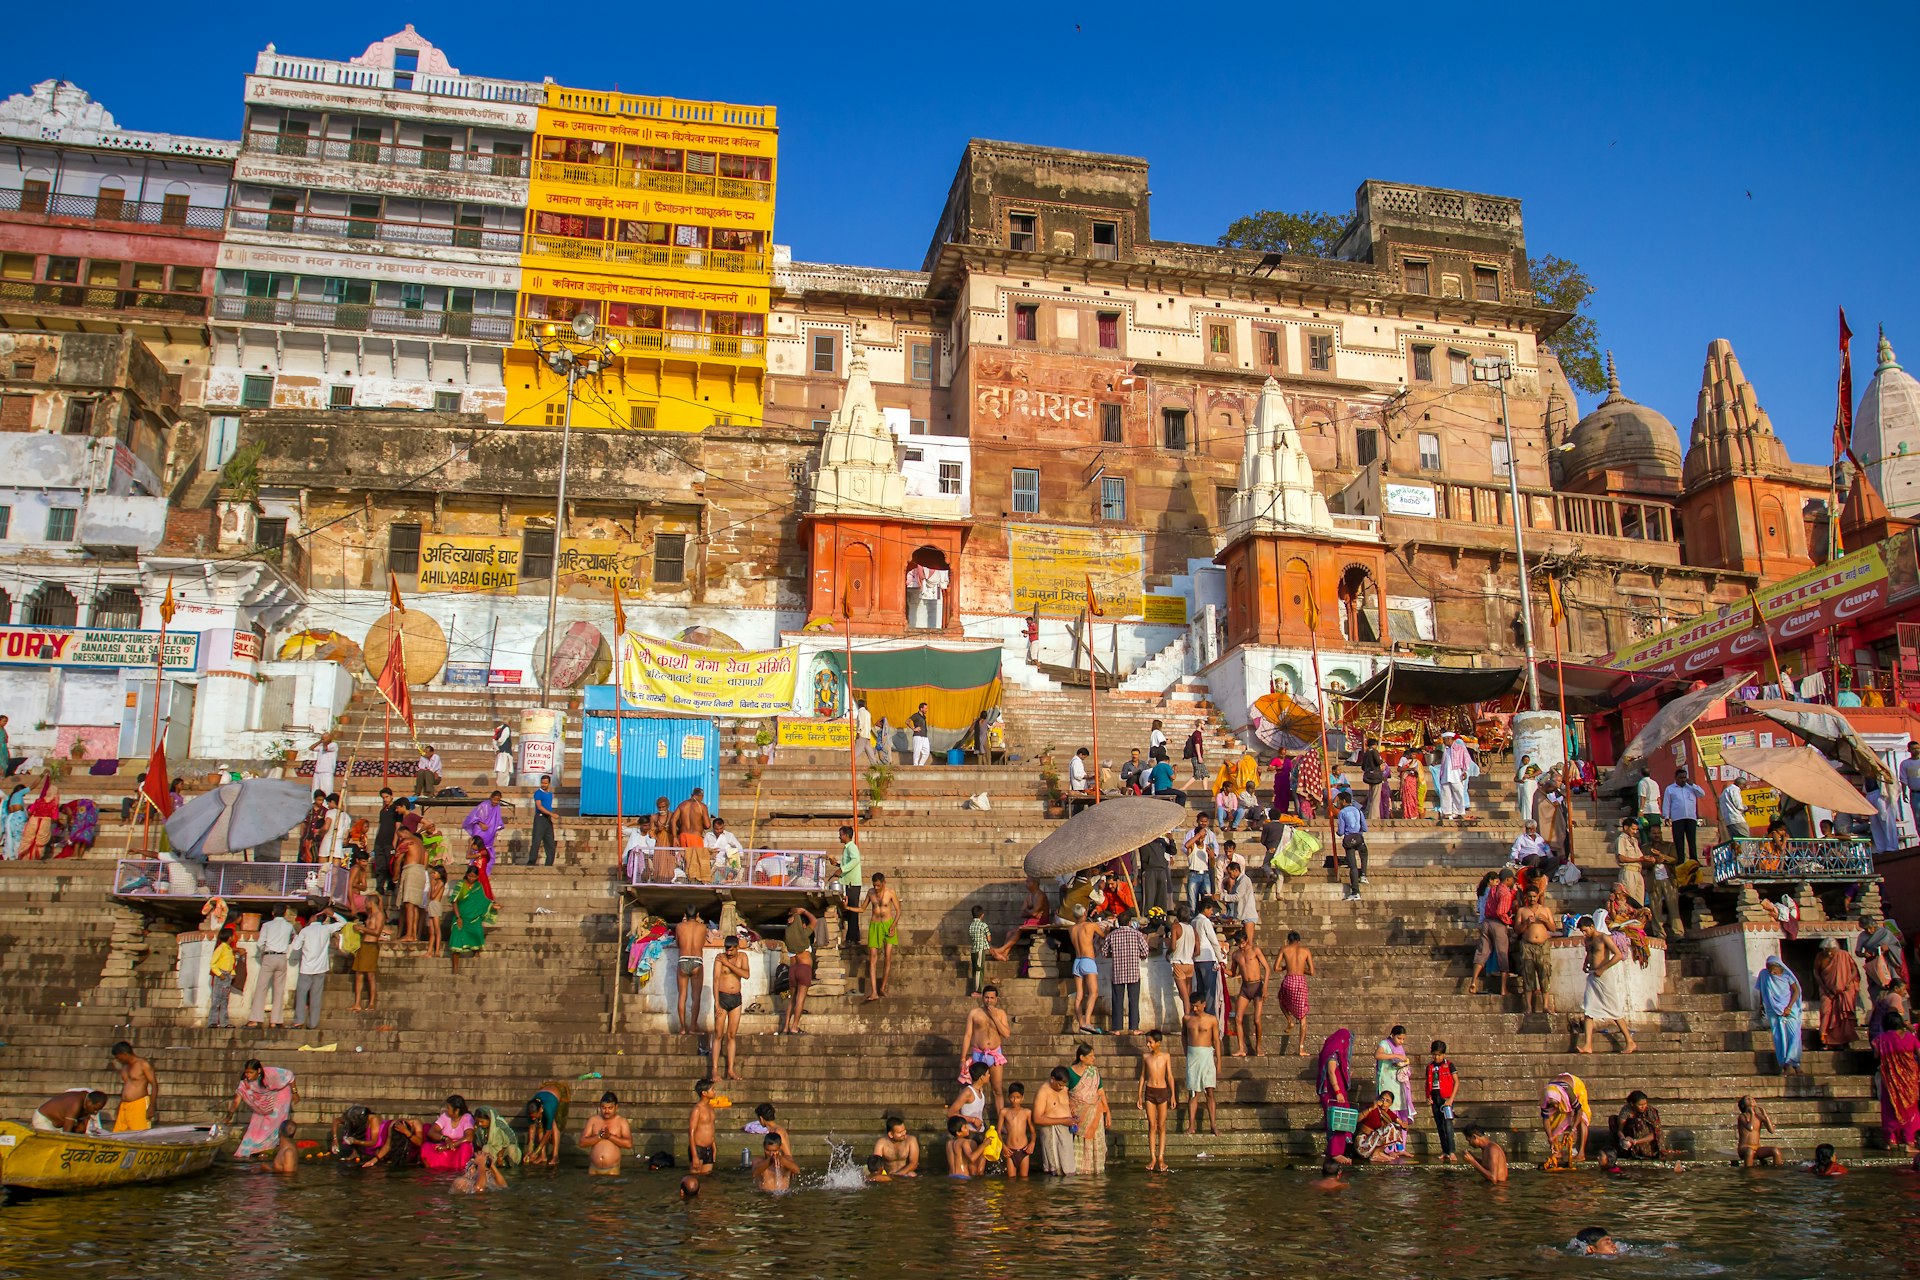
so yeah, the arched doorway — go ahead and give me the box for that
[842,543,875,619]
[907,546,951,630]
[1338,564,1381,644]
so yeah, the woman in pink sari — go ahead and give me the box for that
[1872,1012,1920,1152]
[225,1059,298,1159]
[419,1094,477,1171]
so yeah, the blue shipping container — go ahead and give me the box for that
[578,686,720,818]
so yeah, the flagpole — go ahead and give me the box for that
[142,577,172,853]
[1549,580,1575,848]
[845,597,858,843]
[1305,573,1338,854]
[1087,603,1101,807]
[611,575,627,896]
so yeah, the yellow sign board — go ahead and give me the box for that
[521,270,765,310]
[536,110,779,159]
[418,536,520,593]
[1144,594,1189,625]
[616,634,800,718]
[557,539,647,594]
[1006,524,1147,617]
[776,719,852,749]
[530,184,774,232]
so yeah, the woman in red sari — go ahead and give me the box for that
[1872,1011,1920,1152]
[1815,939,1861,1048]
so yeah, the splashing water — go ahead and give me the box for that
[811,1133,865,1191]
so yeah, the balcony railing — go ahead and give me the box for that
[255,51,545,104]
[113,858,350,903]
[1417,478,1677,546]
[0,186,226,230]
[242,131,530,179]
[228,206,522,254]
[0,279,207,317]
[528,159,772,203]
[525,233,767,275]
[624,846,829,889]
[213,294,515,340]
[1708,837,1874,883]
[514,317,765,360]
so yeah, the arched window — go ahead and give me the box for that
[91,586,142,630]
[1338,564,1380,643]
[24,583,78,626]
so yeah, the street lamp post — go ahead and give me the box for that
[1472,356,1541,712]
[531,312,623,707]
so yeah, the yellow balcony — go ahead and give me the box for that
[530,159,772,203]
[543,89,774,129]
[524,233,768,277]
[516,318,766,365]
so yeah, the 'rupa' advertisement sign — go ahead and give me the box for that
[0,626,198,670]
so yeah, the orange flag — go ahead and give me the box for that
[159,576,177,627]
[1302,574,1320,632]
[1547,575,1565,628]
[376,576,414,731]
[611,572,628,639]
[388,571,407,614]
[1084,573,1105,618]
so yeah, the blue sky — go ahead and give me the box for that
[9,3,1916,459]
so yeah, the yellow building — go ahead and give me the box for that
[507,88,776,433]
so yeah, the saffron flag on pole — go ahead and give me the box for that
[377,573,414,732]
[1083,573,1105,617]
[1302,572,1320,633]
[1834,307,1855,466]
[141,743,172,818]
[1547,574,1565,628]
[159,576,176,627]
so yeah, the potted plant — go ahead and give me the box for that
[1038,752,1064,817]
[754,727,774,764]
[866,762,894,804]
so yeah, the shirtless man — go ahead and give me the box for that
[110,1040,158,1132]
[674,908,713,1034]
[1067,905,1101,1033]
[1183,1000,1221,1137]
[753,1102,794,1160]
[999,1084,1034,1178]
[34,1089,108,1133]
[394,816,428,942]
[752,1133,799,1192]
[1463,1125,1509,1183]
[271,1120,300,1174]
[1231,932,1271,1058]
[350,895,385,1013]
[580,1091,632,1176]
[1514,885,1560,1016]
[945,1116,986,1178]
[872,1114,920,1177]
[1735,1095,1781,1167]
[453,1149,508,1194]
[1137,1029,1176,1171]
[689,1078,719,1174]
[711,935,750,1081]
[849,872,901,1001]
[960,984,1013,1121]
[1033,1068,1077,1175]
[672,788,713,882]
[1274,931,1316,1055]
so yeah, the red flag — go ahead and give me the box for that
[141,743,172,818]
[1834,307,1855,465]
[376,618,414,732]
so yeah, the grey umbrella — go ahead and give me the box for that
[1023,796,1190,880]
[165,779,316,860]
[1614,670,1754,774]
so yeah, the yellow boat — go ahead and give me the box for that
[0,1121,227,1194]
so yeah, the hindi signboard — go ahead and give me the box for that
[616,634,800,718]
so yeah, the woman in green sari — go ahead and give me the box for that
[473,1105,522,1169]
[449,866,488,972]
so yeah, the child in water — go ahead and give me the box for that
[1811,1144,1848,1177]
[453,1150,507,1194]
[1572,1227,1619,1256]
[271,1120,300,1174]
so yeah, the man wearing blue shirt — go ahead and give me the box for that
[1661,769,1706,865]
[531,774,558,866]
[1149,758,1176,798]
[1335,790,1369,901]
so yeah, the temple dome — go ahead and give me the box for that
[1560,352,1682,493]
[1856,329,1920,518]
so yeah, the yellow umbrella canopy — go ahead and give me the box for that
[277,628,362,666]
[1253,689,1321,749]
[1718,745,1875,816]
[1023,796,1190,879]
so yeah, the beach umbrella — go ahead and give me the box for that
[165,779,315,861]
[1615,671,1753,774]
[1738,699,1895,786]
[1718,745,1875,816]
[1252,689,1321,751]
[276,629,362,666]
[1023,796,1189,879]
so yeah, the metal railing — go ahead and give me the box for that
[623,846,830,889]
[242,131,531,179]
[0,280,207,317]
[512,318,764,360]
[228,206,522,253]
[524,233,767,275]
[0,187,226,230]
[213,294,515,340]
[112,858,349,902]
[1709,837,1875,883]
[528,159,771,203]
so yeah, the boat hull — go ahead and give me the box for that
[0,1122,226,1193]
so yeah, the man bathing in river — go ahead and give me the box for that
[689,1079,719,1175]
[945,1116,986,1178]
[1463,1125,1508,1183]
[753,1133,800,1192]
[960,984,1012,1121]
[872,1114,920,1177]
[1184,998,1221,1137]
[711,935,749,1081]
[999,1084,1033,1178]
[581,1091,631,1175]
[1735,1095,1782,1167]
[271,1121,300,1175]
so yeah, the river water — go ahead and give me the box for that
[4,1155,1918,1277]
